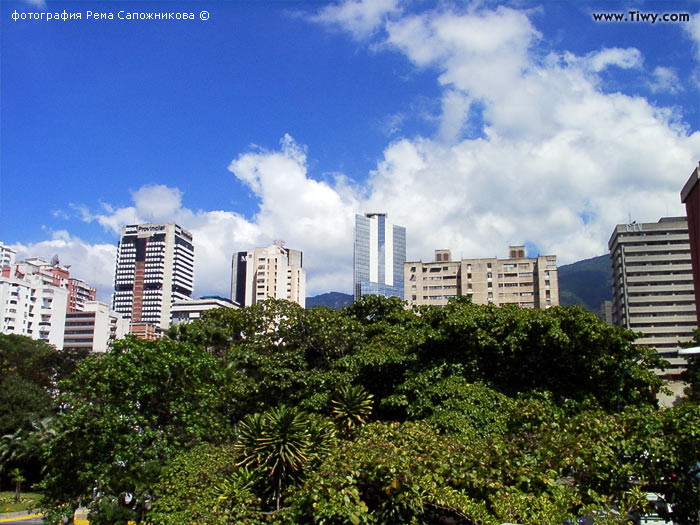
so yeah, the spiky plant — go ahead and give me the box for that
[235,405,312,511]
[331,384,374,437]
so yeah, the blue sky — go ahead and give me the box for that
[2,0,700,300]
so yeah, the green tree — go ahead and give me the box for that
[235,405,336,512]
[9,468,26,503]
[39,337,234,524]
[0,334,87,438]
[681,329,700,404]
[150,443,261,525]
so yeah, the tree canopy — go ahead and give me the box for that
[34,297,698,523]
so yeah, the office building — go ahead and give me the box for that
[63,301,128,353]
[609,217,697,373]
[354,213,406,301]
[231,243,305,307]
[171,296,239,325]
[112,223,195,330]
[405,246,558,308]
[681,163,700,325]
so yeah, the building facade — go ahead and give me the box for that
[681,163,700,326]
[0,260,69,348]
[63,301,128,353]
[66,278,97,313]
[353,213,406,301]
[171,296,239,325]
[231,243,305,307]
[0,242,16,267]
[609,217,697,373]
[112,223,195,330]
[405,246,559,309]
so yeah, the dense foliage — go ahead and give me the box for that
[30,297,699,523]
[39,337,234,523]
[0,334,86,490]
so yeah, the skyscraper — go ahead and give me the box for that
[609,217,697,374]
[112,223,194,330]
[353,213,406,301]
[231,242,306,307]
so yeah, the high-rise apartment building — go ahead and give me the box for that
[609,217,697,373]
[0,242,16,267]
[681,163,700,325]
[112,223,194,330]
[353,213,406,301]
[0,258,69,348]
[66,278,96,313]
[405,246,559,308]
[231,243,305,307]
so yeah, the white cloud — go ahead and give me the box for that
[311,0,401,40]
[684,11,700,61]
[648,66,681,94]
[586,47,643,72]
[228,135,359,294]
[11,232,117,302]
[22,0,46,9]
[309,2,700,268]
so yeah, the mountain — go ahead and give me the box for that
[306,291,353,310]
[306,255,612,314]
[557,254,612,314]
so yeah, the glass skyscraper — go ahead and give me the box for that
[353,213,406,301]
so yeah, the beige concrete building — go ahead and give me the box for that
[609,217,697,374]
[231,243,306,308]
[63,301,128,353]
[405,246,559,309]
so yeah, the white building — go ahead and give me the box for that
[171,296,239,325]
[63,301,128,353]
[0,265,68,349]
[0,242,16,267]
[112,223,195,330]
[231,243,306,307]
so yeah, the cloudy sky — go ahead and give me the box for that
[2,0,699,301]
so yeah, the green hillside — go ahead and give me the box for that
[557,254,612,314]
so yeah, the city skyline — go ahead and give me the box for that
[3,0,700,302]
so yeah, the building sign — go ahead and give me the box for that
[138,224,166,233]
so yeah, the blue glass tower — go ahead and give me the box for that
[353,213,406,301]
